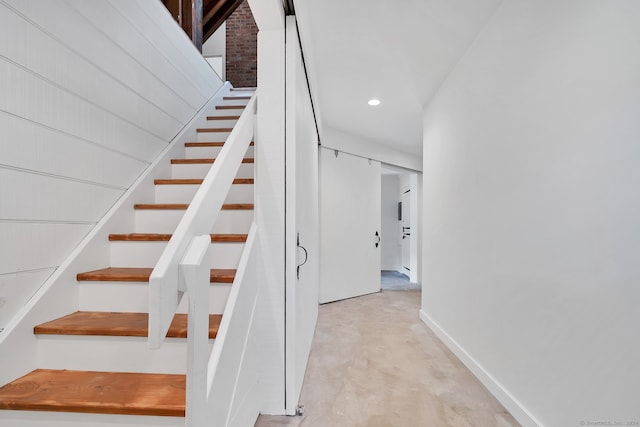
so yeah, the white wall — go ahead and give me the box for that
[322,126,422,172]
[421,1,640,426]
[203,23,226,80]
[0,0,222,331]
[381,175,401,271]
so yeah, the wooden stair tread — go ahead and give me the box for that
[154,178,253,185]
[0,369,185,417]
[230,87,255,91]
[171,157,254,164]
[184,141,254,147]
[34,311,221,339]
[77,267,236,283]
[133,203,254,210]
[206,115,240,120]
[223,96,251,100]
[109,233,248,242]
[216,105,245,110]
[196,128,233,133]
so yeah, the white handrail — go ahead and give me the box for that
[148,93,257,348]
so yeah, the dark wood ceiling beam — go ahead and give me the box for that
[162,0,245,48]
[203,0,228,25]
[202,0,245,43]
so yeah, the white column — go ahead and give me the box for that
[248,0,287,415]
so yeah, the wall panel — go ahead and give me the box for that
[0,0,223,329]
[0,223,93,275]
[0,59,166,161]
[64,0,204,115]
[128,0,221,95]
[421,1,640,425]
[2,0,195,130]
[0,4,185,138]
[0,111,147,188]
[0,269,55,330]
[0,169,123,222]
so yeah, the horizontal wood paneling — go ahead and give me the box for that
[1,0,197,130]
[0,111,147,188]
[0,3,184,141]
[0,169,124,222]
[66,0,207,112]
[0,268,55,328]
[0,223,93,275]
[0,59,166,162]
[126,0,220,95]
[0,0,222,329]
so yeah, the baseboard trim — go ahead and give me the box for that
[419,309,543,427]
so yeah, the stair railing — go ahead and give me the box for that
[148,93,257,425]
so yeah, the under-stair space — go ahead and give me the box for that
[0,89,255,425]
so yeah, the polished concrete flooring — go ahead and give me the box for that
[255,289,519,427]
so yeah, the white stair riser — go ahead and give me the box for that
[217,103,249,110]
[185,145,254,158]
[196,131,230,142]
[110,241,245,269]
[204,118,238,128]
[154,183,253,204]
[135,209,253,234]
[0,412,183,427]
[220,99,250,105]
[37,336,212,374]
[171,162,254,179]
[78,283,231,314]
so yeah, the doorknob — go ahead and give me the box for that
[296,232,308,280]
[375,231,380,248]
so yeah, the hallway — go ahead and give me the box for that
[255,290,519,426]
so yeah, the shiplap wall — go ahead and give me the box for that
[0,0,223,329]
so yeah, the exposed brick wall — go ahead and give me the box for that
[226,1,257,88]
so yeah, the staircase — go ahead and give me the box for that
[0,88,256,426]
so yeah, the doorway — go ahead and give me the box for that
[380,166,421,289]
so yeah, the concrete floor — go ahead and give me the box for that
[255,289,520,427]
[380,270,421,291]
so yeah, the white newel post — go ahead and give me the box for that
[181,235,212,427]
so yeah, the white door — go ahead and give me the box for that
[319,148,381,304]
[401,189,411,275]
[284,16,319,415]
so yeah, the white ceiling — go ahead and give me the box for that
[294,0,503,159]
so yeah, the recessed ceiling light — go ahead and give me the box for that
[368,99,381,106]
